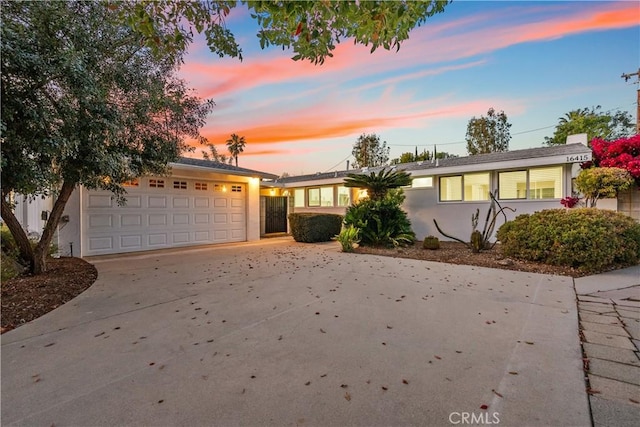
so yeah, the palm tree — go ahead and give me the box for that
[343,169,412,201]
[226,134,246,167]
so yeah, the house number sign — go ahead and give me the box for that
[566,154,591,163]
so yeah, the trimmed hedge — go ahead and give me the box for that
[497,208,640,273]
[288,213,343,243]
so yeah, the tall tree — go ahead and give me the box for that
[117,1,452,65]
[202,143,232,164]
[544,106,635,146]
[465,108,511,155]
[1,1,213,274]
[225,134,247,167]
[352,133,390,168]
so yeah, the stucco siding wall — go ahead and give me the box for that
[404,188,563,241]
[58,188,82,256]
[618,185,640,221]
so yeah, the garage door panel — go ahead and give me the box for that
[148,196,167,208]
[173,214,189,225]
[83,181,246,255]
[89,236,113,251]
[194,213,209,224]
[194,197,209,208]
[125,196,142,208]
[173,197,189,208]
[120,235,142,249]
[148,234,167,246]
[214,198,228,208]
[173,232,190,243]
[89,214,112,228]
[148,214,167,226]
[214,213,228,224]
[121,214,142,227]
[194,231,210,241]
[88,195,112,208]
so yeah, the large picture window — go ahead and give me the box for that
[440,176,462,201]
[440,173,489,201]
[464,173,490,201]
[530,167,562,199]
[498,167,562,200]
[307,186,334,207]
[499,171,527,199]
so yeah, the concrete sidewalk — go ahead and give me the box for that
[2,239,590,426]
[574,266,640,427]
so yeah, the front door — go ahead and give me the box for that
[264,196,288,234]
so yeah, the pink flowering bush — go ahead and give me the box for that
[589,135,640,180]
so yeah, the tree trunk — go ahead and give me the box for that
[32,180,76,274]
[1,194,35,270]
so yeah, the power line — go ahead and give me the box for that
[323,153,352,173]
[386,103,635,148]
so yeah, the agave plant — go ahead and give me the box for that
[343,169,412,201]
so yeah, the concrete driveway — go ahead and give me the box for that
[1,238,590,426]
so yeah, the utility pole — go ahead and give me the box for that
[621,68,640,134]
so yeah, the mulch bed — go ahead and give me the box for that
[1,257,97,333]
[355,241,584,277]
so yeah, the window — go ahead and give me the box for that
[231,185,242,193]
[123,179,139,187]
[499,171,527,199]
[412,177,433,188]
[308,188,320,207]
[337,186,350,207]
[440,176,462,201]
[195,182,208,191]
[294,188,305,207]
[149,179,165,188]
[173,181,187,189]
[463,173,490,201]
[530,167,562,199]
[440,173,490,202]
[498,167,563,200]
[320,186,334,207]
[307,186,334,207]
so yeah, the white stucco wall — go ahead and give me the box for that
[11,194,52,238]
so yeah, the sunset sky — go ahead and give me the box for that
[179,1,639,176]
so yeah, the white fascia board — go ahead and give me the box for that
[280,177,346,188]
[408,153,592,177]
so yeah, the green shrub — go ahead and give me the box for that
[335,225,361,252]
[423,235,440,250]
[289,213,343,243]
[344,193,415,247]
[497,208,640,273]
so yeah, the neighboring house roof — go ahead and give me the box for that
[173,157,278,180]
[276,143,592,186]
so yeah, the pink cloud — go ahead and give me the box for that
[181,2,636,100]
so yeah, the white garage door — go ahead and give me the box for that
[83,177,246,256]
